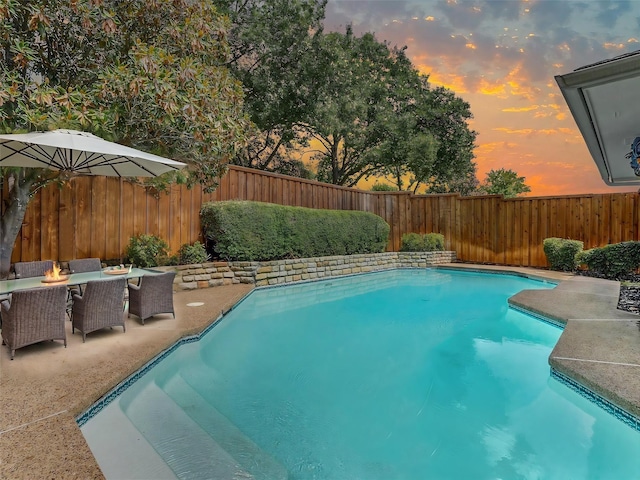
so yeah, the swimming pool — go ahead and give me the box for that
[81,269,640,479]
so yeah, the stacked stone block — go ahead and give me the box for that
[166,251,456,291]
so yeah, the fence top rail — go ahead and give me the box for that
[226,166,638,202]
[226,165,376,194]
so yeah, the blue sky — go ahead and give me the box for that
[323,0,640,195]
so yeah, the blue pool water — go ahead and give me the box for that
[82,269,640,479]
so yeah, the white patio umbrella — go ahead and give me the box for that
[0,129,186,176]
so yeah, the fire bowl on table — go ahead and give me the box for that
[41,275,69,284]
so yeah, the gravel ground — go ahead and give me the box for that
[618,283,640,315]
[577,271,640,315]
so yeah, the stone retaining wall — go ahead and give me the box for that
[162,251,456,291]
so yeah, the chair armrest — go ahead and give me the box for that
[128,283,141,292]
[71,293,86,314]
[1,299,9,314]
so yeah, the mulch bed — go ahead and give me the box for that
[575,270,640,315]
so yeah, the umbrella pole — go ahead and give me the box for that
[72,177,77,261]
[119,177,124,264]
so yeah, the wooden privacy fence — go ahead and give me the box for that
[4,165,640,268]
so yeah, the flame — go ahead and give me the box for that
[44,263,63,281]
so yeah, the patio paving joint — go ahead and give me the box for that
[0,409,68,436]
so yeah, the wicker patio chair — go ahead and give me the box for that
[13,260,54,279]
[1,285,67,360]
[68,258,102,273]
[128,272,176,325]
[72,277,126,342]
[68,258,102,297]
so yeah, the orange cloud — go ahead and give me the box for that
[415,63,469,93]
[502,105,539,112]
[478,78,508,97]
[603,42,627,50]
[493,127,566,136]
[475,141,519,155]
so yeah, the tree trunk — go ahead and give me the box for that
[0,172,34,279]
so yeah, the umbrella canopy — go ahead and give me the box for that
[0,129,186,177]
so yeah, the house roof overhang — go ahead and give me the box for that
[555,50,640,185]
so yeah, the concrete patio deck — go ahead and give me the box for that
[1,265,639,479]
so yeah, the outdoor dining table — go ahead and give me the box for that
[0,267,163,295]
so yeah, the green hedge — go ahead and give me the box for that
[200,201,390,261]
[578,241,640,278]
[400,233,445,252]
[126,234,170,267]
[178,241,209,265]
[542,237,583,271]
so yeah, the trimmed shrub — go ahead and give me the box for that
[577,248,607,273]
[578,241,640,278]
[542,237,583,271]
[200,201,390,261]
[126,234,170,267]
[178,241,209,265]
[424,233,445,251]
[400,232,445,252]
[400,233,424,251]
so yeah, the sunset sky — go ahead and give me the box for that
[323,0,640,196]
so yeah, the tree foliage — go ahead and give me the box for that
[480,168,531,198]
[303,28,417,186]
[221,0,327,176]
[298,27,477,191]
[0,0,249,278]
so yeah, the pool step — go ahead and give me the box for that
[163,373,288,480]
[122,380,256,479]
[81,393,178,480]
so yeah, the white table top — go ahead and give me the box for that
[0,268,163,295]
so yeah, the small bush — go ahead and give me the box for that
[156,253,180,266]
[371,183,398,191]
[424,233,445,251]
[126,234,170,267]
[578,241,640,278]
[400,233,424,251]
[178,241,209,265]
[400,232,445,252]
[200,200,390,261]
[543,237,583,271]
[577,248,607,273]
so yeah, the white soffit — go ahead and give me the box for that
[555,50,640,185]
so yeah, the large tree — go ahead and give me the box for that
[480,168,531,198]
[367,75,441,192]
[297,27,477,190]
[419,86,478,194]
[302,27,420,186]
[0,0,249,278]
[219,0,327,176]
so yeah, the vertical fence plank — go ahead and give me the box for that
[147,192,159,238]
[90,177,107,260]
[121,180,135,258]
[190,186,202,244]
[39,183,59,263]
[169,185,182,252]
[104,178,119,260]
[58,179,74,261]
[156,190,169,246]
